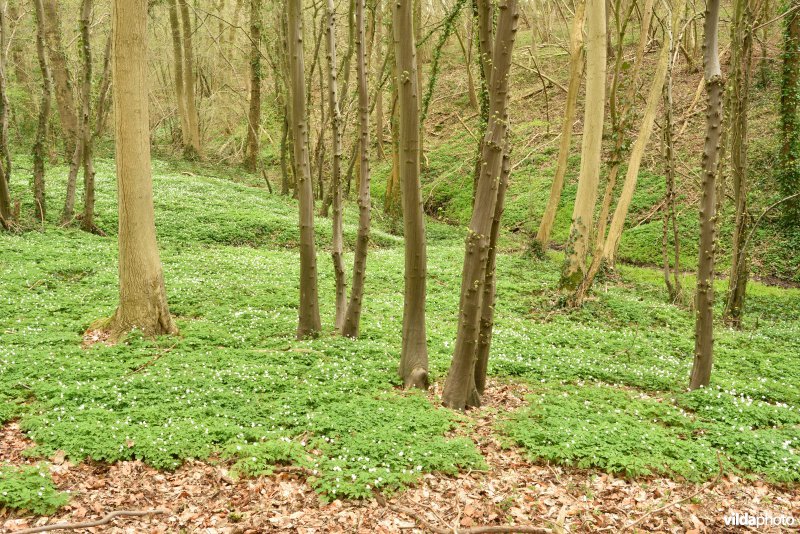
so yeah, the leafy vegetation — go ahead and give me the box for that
[0,465,69,515]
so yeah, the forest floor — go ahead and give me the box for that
[1,160,799,533]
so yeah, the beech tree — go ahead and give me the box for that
[244,0,262,172]
[394,0,429,389]
[179,0,202,158]
[780,3,800,221]
[442,0,519,410]
[690,0,724,390]
[41,0,78,159]
[107,0,177,340]
[288,0,322,339]
[32,0,51,223]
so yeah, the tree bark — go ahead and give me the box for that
[32,0,51,223]
[288,0,322,339]
[534,0,585,252]
[168,0,189,148]
[394,0,429,389]
[723,0,755,328]
[374,0,385,159]
[779,6,799,220]
[341,0,372,338]
[442,0,519,410]
[41,0,77,159]
[324,0,347,331]
[178,0,202,158]
[690,0,724,390]
[244,0,262,171]
[79,0,96,233]
[559,0,606,290]
[107,0,177,340]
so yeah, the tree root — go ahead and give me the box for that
[374,492,553,534]
[14,509,168,533]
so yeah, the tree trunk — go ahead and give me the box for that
[41,0,78,159]
[107,0,177,340]
[288,0,322,339]
[0,5,10,186]
[442,0,518,410]
[0,3,8,229]
[394,0,429,389]
[559,0,606,290]
[244,0,262,171]
[324,0,347,331]
[779,5,799,220]
[32,0,51,223]
[341,0,372,338]
[534,0,585,252]
[179,0,202,158]
[168,0,189,147]
[374,0,385,159]
[690,0,724,390]
[79,0,96,233]
[723,0,755,328]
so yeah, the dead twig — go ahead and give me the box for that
[14,509,168,533]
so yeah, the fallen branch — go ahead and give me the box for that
[14,509,168,533]
[374,492,553,534]
[621,453,724,532]
[127,343,177,375]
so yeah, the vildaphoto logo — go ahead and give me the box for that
[723,513,797,527]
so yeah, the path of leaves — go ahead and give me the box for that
[2,384,798,533]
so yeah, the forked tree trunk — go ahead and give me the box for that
[288,0,322,339]
[341,0,372,337]
[244,0,262,171]
[168,0,189,147]
[32,0,51,223]
[442,0,518,410]
[393,0,429,389]
[41,0,78,159]
[534,0,585,252]
[324,0,347,331]
[690,0,724,390]
[107,0,177,340]
[559,0,606,290]
[723,0,755,328]
[179,0,202,157]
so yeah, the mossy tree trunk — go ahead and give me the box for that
[32,0,51,224]
[244,0,262,172]
[178,0,202,158]
[108,0,177,341]
[779,4,800,221]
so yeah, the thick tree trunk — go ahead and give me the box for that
[179,0,202,157]
[288,0,322,339]
[723,0,755,328]
[442,0,518,410]
[324,0,347,331]
[341,0,372,338]
[168,0,189,147]
[108,0,177,340]
[41,0,78,159]
[690,0,724,390]
[559,0,606,290]
[32,0,51,223]
[780,6,799,219]
[534,0,585,252]
[244,0,262,171]
[393,0,429,389]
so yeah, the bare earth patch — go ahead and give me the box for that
[2,383,799,533]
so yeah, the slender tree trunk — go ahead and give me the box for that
[534,0,585,252]
[79,0,96,233]
[662,18,682,303]
[168,0,189,147]
[324,0,347,331]
[288,0,322,339]
[723,0,755,328]
[41,0,78,159]
[179,0,201,157]
[442,0,519,410]
[107,0,177,340]
[394,0,429,389]
[780,5,799,220]
[244,0,262,171]
[690,0,724,390]
[341,0,372,337]
[559,0,606,290]
[32,0,51,223]
[374,0,385,159]
[0,4,10,186]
